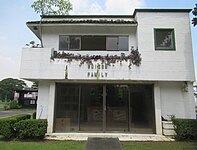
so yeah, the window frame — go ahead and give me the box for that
[154,28,176,51]
[59,35,81,51]
[59,35,129,51]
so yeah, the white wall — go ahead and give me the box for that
[20,12,195,82]
[160,81,196,119]
[136,12,195,82]
[42,25,137,51]
[36,81,50,119]
[20,48,65,79]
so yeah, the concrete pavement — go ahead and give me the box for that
[0,109,35,118]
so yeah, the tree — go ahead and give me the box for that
[0,78,26,100]
[31,0,72,15]
[192,3,197,26]
[31,81,39,89]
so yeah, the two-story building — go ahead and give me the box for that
[20,9,196,135]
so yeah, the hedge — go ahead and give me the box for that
[14,119,47,139]
[0,114,31,139]
[173,118,197,140]
[32,112,36,119]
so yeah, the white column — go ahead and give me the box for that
[47,82,56,133]
[185,82,196,119]
[154,82,162,135]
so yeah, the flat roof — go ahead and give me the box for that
[133,8,192,16]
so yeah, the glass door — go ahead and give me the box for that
[55,84,79,132]
[79,85,103,131]
[106,85,129,132]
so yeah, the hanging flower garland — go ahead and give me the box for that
[51,48,142,69]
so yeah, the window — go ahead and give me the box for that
[119,36,129,51]
[106,36,128,51]
[154,29,175,50]
[59,35,81,50]
[59,35,69,50]
[81,36,106,50]
[106,37,118,50]
[59,35,128,51]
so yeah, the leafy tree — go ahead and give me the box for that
[0,78,26,100]
[31,81,39,89]
[193,3,197,26]
[31,0,72,15]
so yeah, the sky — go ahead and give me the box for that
[0,0,197,85]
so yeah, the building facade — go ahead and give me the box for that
[20,9,196,135]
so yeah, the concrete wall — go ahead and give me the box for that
[160,81,196,119]
[136,12,195,82]
[36,81,50,119]
[42,25,137,50]
[20,48,65,79]
[20,12,195,82]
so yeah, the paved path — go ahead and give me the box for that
[45,133,174,141]
[86,138,122,150]
[0,109,35,118]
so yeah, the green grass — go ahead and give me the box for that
[0,100,6,104]
[0,140,85,150]
[122,141,197,150]
[0,141,196,150]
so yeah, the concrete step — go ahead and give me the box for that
[86,137,122,150]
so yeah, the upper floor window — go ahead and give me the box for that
[59,35,128,51]
[154,29,175,51]
[59,35,81,50]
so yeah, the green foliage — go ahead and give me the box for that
[14,119,47,139]
[3,100,22,110]
[193,3,197,26]
[31,81,38,89]
[173,118,197,140]
[0,114,31,139]
[31,0,72,15]
[0,78,26,100]
[32,112,36,119]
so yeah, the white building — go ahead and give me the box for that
[20,9,196,135]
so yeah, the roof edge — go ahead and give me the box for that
[41,15,134,19]
[133,8,192,17]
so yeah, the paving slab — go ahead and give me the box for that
[45,133,175,141]
[86,138,122,150]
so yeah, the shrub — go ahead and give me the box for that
[3,100,22,110]
[15,119,47,139]
[0,114,31,139]
[8,100,21,109]
[32,112,36,119]
[173,118,197,140]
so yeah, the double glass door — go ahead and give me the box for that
[55,84,155,133]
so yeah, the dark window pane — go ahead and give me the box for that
[80,85,103,131]
[155,29,175,50]
[81,36,106,50]
[119,36,129,51]
[69,36,81,50]
[106,37,118,50]
[59,35,69,50]
[55,84,79,132]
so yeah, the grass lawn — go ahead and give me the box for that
[0,100,6,104]
[0,140,197,150]
[0,140,85,150]
[122,141,197,150]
